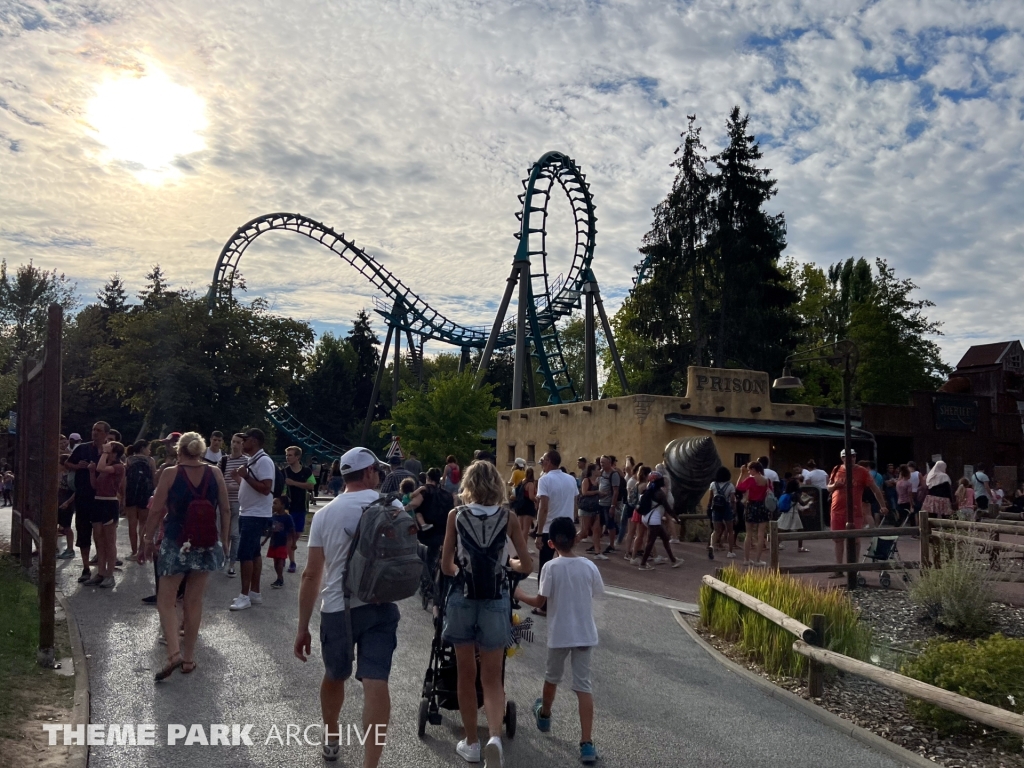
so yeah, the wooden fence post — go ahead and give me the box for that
[808,613,826,699]
[769,520,779,570]
[919,511,930,569]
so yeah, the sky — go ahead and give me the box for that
[0,0,1022,368]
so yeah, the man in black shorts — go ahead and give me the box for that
[65,421,109,582]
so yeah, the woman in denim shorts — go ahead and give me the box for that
[441,460,533,767]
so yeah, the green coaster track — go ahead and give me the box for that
[208,151,626,458]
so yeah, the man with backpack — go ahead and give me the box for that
[294,447,407,766]
[229,428,275,612]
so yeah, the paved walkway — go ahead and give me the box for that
[5,511,905,768]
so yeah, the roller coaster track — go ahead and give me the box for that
[265,403,349,460]
[208,152,602,442]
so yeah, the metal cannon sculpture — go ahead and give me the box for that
[663,436,723,513]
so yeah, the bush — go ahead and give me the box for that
[902,634,1024,737]
[700,566,871,676]
[909,534,994,636]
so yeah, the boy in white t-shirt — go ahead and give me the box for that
[521,516,604,764]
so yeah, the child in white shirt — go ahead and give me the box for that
[519,516,604,764]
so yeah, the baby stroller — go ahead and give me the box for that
[859,522,909,589]
[417,567,528,738]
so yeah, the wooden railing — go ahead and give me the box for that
[701,575,1024,737]
[768,521,921,582]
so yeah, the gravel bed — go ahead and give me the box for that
[695,589,1024,768]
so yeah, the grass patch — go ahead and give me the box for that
[700,566,871,676]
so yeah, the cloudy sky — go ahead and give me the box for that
[0,0,1021,367]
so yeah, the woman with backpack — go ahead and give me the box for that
[443,454,461,495]
[705,466,736,560]
[441,460,532,767]
[141,432,230,681]
[124,439,156,560]
[637,471,680,570]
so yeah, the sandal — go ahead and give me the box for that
[531,608,547,617]
[155,653,183,682]
[181,660,197,674]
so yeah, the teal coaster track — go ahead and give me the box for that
[208,151,627,457]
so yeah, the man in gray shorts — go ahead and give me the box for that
[294,447,402,765]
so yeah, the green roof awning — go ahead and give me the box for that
[664,414,848,439]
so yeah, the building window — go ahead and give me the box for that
[507,444,516,464]
[527,444,536,463]
[548,442,558,455]
[734,453,751,468]
[1009,353,1022,371]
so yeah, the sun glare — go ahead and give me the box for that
[87,67,207,184]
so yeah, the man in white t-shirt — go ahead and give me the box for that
[295,447,400,766]
[533,450,579,609]
[203,430,224,465]
[972,463,992,515]
[229,428,275,611]
[801,459,829,490]
[758,455,780,486]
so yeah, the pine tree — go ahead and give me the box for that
[346,309,381,424]
[708,107,798,373]
[97,274,129,314]
[138,265,169,308]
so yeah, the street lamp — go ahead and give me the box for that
[773,340,861,590]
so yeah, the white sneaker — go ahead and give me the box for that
[457,738,481,763]
[593,553,609,561]
[249,591,263,605]
[726,552,736,559]
[754,560,767,567]
[630,557,641,565]
[653,556,667,565]
[484,736,503,768]
[229,594,251,611]
[669,538,680,544]
[581,536,592,544]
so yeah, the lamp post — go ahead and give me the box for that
[773,340,861,590]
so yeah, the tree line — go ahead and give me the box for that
[603,107,950,404]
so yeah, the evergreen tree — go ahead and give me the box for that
[708,107,798,373]
[347,309,381,423]
[0,258,78,370]
[137,265,170,309]
[97,274,129,314]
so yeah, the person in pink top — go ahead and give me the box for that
[736,462,771,566]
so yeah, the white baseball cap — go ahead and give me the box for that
[339,447,385,473]
[514,457,525,467]
[840,448,857,459]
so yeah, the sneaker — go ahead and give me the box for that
[288,562,297,573]
[249,591,263,605]
[85,574,104,586]
[671,560,683,568]
[580,742,598,764]
[726,552,736,559]
[533,698,551,732]
[754,560,767,567]
[653,556,667,565]
[99,576,115,588]
[322,741,340,761]
[630,558,641,566]
[638,564,655,571]
[456,738,481,763]
[581,536,592,544]
[271,579,284,589]
[585,546,596,553]
[483,736,502,768]
[419,523,434,532]
[602,546,616,555]
[77,569,92,583]
[89,555,98,565]
[669,537,680,544]
[229,595,252,611]
[707,546,715,560]
[592,553,608,561]
[142,594,157,604]
[115,559,123,567]
[58,548,76,560]
[226,567,236,577]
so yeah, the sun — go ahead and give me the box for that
[87,67,207,184]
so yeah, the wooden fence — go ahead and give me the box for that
[701,574,1024,738]
[9,304,63,666]
[924,516,1024,580]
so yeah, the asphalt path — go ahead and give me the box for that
[20,511,906,768]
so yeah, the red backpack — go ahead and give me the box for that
[178,467,219,549]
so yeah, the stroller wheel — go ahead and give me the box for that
[879,572,891,589]
[902,573,910,583]
[856,575,867,588]
[505,700,517,739]
[417,698,429,738]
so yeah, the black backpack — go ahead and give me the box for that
[454,505,508,600]
[125,459,153,503]
[711,482,731,516]
[272,466,287,498]
[511,481,526,512]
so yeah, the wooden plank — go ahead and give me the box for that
[701,575,816,643]
[929,518,1024,537]
[931,530,1024,554]
[780,561,920,575]
[769,520,779,571]
[920,512,931,568]
[778,527,918,542]
[792,640,1024,737]
[808,614,825,698]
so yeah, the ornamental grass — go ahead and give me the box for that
[699,566,871,677]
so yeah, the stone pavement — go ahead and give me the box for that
[23,513,909,768]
